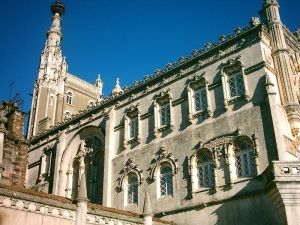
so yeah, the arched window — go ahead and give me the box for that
[234,140,256,177]
[127,173,138,205]
[64,111,72,120]
[197,150,215,188]
[66,91,73,105]
[159,163,173,197]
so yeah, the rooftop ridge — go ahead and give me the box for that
[29,22,262,143]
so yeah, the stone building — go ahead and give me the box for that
[0,101,28,187]
[6,0,300,225]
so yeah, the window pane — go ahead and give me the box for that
[228,71,245,98]
[197,153,215,188]
[129,116,138,139]
[128,175,138,205]
[235,142,256,177]
[160,102,170,126]
[194,86,208,112]
[160,166,173,196]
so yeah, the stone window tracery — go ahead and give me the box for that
[187,73,212,123]
[154,89,174,137]
[64,111,72,120]
[220,56,249,110]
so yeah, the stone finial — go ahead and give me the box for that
[112,78,123,95]
[250,17,261,27]
[77,173,88,202]
[143,189,152,216]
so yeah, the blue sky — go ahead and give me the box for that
[0,0,299,113]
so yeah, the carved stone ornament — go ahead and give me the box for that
[147,146,179,183]
[116,158,144,192]
[190,131,258,169]
[220,55,242,69]
[124,102,140,114]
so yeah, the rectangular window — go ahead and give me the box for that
[194,86,208,112]
[228,71,245,98]
[129,116,138,139]
[236,151,255,177]
[160,102,170,126]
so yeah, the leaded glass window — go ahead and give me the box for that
[160,165,173,197]
[228,71,245,98]
[194,86,208,112]
[129,116,138,139]
[127,174,138,205]
[197,151,215,188]
[160,102,170,126]
[235,142,256,177]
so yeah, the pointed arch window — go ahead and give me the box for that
[127,173,138,205]
[159,163,173,197]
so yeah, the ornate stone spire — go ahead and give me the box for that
[95,74,103,98]
[37,0,67,82]
[112,78,123,95]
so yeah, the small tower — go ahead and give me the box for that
[27,1,67,138]
[112,78,123,95]
[95,74,103,100]
[261,0,300,137]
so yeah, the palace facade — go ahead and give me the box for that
[0,0,299,225]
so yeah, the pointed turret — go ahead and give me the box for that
[27,1,67,138]
[112,78,123,95]
[261,0,300,137]
[95,74,103,99]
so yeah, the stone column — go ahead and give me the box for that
[102,108,115,207]
[53,130,66,195]
[76,173,88,225]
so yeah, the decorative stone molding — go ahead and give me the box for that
[187,72,212,124]
[116,158,144,192]
[220,55,250,110]
[147,147,179,183]
[153,89,174,137]
[123,103,142,149]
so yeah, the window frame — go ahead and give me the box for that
[123,104,141,149]
[66,91,74,105]
[125,173,139,206]
[187,73,212,124]
[154,89,174,137]
[220,57,249,110]
[158,163,174,198]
